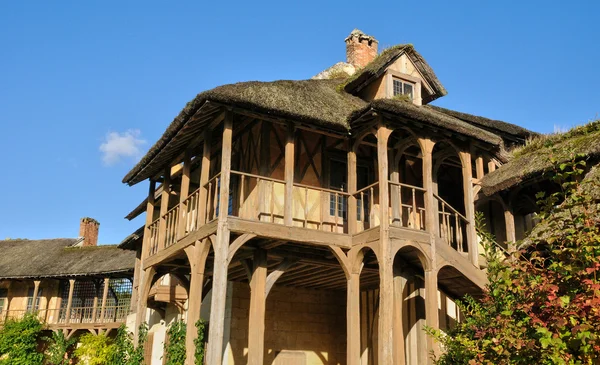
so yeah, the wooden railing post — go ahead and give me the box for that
[460,150,479,266]
[31,280,41,312]
[91,280,100,322]
[143,180,156,258]
[178,150,192,238]
[284,123,295,226]
[65,279,75,324]
[347,143,358,234]
[158,167,171,251]
[198,130,212,226]
[99,278,110,322]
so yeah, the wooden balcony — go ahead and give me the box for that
[0,305,129,330]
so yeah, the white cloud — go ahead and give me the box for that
[99,129,146,166]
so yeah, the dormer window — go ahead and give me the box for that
[393,79,414,100]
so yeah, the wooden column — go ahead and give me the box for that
[198,130,212,225]
[504,204,517,248]
[475,155,485,180]
[419,138,437,234]
[460,150,479,266]
[258,121,271,222]
[65,279,75,324]
[346,272,361,365]
[377,124,394,364]
[487,159,497,172]
[425,269,440,363]
[248,249,267,365]
[178,149,192,238]
[284,123,295,226]
[347,144,358,234]
[184,241,210,365]
[91,281,100,321]
[142,180,156,259]
[393,269,407,365]
[99,277,110,322]
[31,280,41,312]
[158,167,172,250]
[206,111,233,365]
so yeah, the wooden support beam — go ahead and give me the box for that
[284,123,295,226]
[91,281,100,322]
[345,274,361,360]
[504,204,517,249]
[99,277,110,322]
[348,144,358,234]
[247,249,267,365]
[377,124,394,365]
[393,270,407,365]
[206,111,233,365]
[178,149,192,238]
[265,258,298,296]
[425,269,440,363]
[142,180,156,260]
[65,279,75,324]
[184,240,210,365]
[198,130,212,226]
[158,166,171,250]
[31,280,41,312]
[460,150,479,266]
[475,155,485,180]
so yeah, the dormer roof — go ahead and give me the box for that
[343,44,448,104]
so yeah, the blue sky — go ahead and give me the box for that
[1,1,598,244]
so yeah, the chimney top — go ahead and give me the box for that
[345,29,378,69]
[79,217,100,247]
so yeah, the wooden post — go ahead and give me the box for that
[377,124,394,365]
[460,150,479,266]
[284,123,295,226]
[31,280,41,312]
[158,167,172,250]
[487,159,497,172]
[504,204,517,248]
[247,249,267,365]
[178,149,192,238]
[347,272,361,365]
[393,269,407,365]
[65,279,75,324]
[420,138,437,234]
[91,281,100,322]
[142,180,156,259]
[425,269,440,363]
[198,130,212,225]
[99,277,110,322]
[184,241,210,365]
[475,156,485,180]
[206,111,233,365]
[347,144,358,234]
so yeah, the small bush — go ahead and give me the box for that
[0,313,44,365]
[164,320,186,365]
[74,332,116,365]
[43,330,76,365]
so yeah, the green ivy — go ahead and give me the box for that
[427,156,600,364]
[0,313,44,365]
[43,330,76,365]
[164,320,186,365]
[194,320,207,365]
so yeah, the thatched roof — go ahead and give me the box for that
[480,121,600,196]
[427,105,536,145]
[352,99,504,147]
[0,238,135,279]
[343,45,448,103]
[123,79,366,185]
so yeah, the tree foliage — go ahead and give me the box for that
[0,313,44,365]
[194,320,207,365]
[43,330,76,365]
[428,156,600,364]
[74,332,116,365]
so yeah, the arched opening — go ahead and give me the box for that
[387,130,425,230]
[437,265,484,331]
[393,246,427,365]
[433,141,468,252]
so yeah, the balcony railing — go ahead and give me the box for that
[145,172,472,260]
[0,305,129,327]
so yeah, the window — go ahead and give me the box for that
[26,287,42,312]
[393,79,414,100]
[0,288,7,314]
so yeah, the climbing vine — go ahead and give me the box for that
[43,330,76,365]
[194,320,207,365]
[164,320,186,365]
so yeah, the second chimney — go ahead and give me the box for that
[345,29,378,69]
[79,217,100,247]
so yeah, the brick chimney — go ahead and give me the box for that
[345,29,378,69]
[79,217,99,247]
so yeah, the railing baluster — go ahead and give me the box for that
[304,187,308,228]
[213,177,219,221]
[207,182,213,224]
[334,192,339,233]
[240,174,245,218]
[270,181,275,223]
[369,187,374,225]
[411,188,417,229]
[360,191,365,231]
[398,185,403,227]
